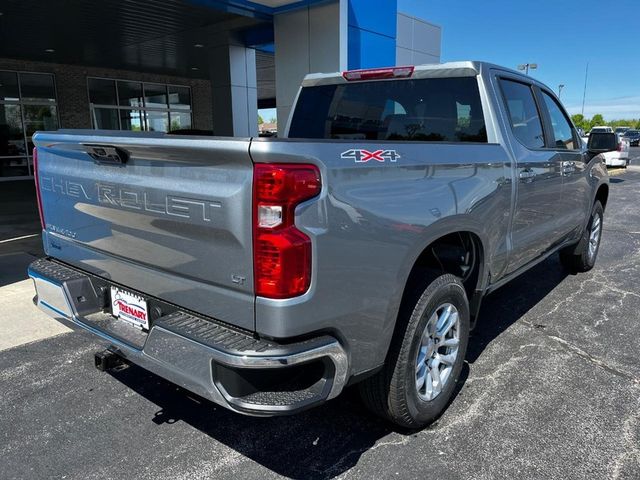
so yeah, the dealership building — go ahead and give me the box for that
[0,0,440,181]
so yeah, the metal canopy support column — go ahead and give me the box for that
[273,0,347,136]
[209,42,258,137]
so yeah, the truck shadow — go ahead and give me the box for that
[468,254,568,363]
[109,364,394,479]
[107,254,566,479]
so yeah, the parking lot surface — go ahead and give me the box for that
[1,150,639,479]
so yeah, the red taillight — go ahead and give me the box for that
[617,142,622,152]
[32,147,45,230]
[253,164,321,298]
[342,65,414,82]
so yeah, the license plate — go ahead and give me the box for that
[110,286,149,330]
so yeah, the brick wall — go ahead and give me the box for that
[0,58,213,130]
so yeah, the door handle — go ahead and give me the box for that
[561,161,576,175]
[519,168,536,181]
[83,144,129,165]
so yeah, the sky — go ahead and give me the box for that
[399,0,640,120]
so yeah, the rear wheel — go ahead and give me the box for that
[560,200,604,272]
[359,273,469,428]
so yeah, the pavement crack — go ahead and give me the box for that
[547,334,637,382]
[589,272,640,301]
[523,319,639,384]
[320,435,411,479]
[535,274,589,320]
[605,228,640,235]
[610,412,640,480]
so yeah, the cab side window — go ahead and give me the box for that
[541,91,577,150]
[500,79,545,149]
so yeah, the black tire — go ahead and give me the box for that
[559,200,604,273]
[359,272,470,429]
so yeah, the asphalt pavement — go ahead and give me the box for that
[1,150,639,479]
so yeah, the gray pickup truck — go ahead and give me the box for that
[29,61,610,428]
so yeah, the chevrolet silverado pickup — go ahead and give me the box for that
[29,61,611,428]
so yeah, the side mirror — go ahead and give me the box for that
[587,132,618,154]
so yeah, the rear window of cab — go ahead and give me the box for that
[288,77,488,143]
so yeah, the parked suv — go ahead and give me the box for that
[29,62,610,428]
[615,126,631,138]
[623,129,640,147]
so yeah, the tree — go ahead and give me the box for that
[258,114,264,125]
[571,114,588,131]
[611,119,636,128]
[571,113,584,124]
[570,114,640,131]
[591,114,605,127]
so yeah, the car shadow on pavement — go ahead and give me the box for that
[109,364,394,479]
[467,254,568,363]
[106,255,566,479]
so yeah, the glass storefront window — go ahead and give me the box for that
[120,109,144,131]
[0,72,20,102]
[0,104,26,156]
[20,73,56,103]
[118,81,143,108]
[88,78,117,105]
[145,111,169,132]
[168,86,191,110]
[0,71,59,179]
[88,77,193,133]
[144,84,167,109]
[170,111,192,131]
[23,105,59,154]
[92,108,120,129]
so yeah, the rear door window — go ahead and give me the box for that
[541,91,577,150]
[499,79,545,149]
[288,77,487,142]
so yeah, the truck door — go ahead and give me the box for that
[537,89,591,238]
[497,77,565,274]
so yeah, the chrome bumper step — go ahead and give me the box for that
[28,258,348,416]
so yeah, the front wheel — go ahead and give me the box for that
[359,273,470,428]
[560,200,604,272]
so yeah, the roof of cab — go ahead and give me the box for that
[301,60,533,88]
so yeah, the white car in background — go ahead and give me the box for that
[591,126,614,133]
[589,131,629,167]
[603,139,630,167]
[583,127,613,144]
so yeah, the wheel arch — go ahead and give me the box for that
[395,224,489,332]
[595,183,609,210]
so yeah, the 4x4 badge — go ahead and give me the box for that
[341,149,401,163]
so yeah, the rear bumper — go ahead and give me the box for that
[605,157,628,167]
[28,258,348,416]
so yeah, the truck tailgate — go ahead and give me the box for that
[32,131,255,331]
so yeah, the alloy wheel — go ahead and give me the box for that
[415,303,460,401]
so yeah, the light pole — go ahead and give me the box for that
[581,62,589,116]
[517,63,538,75]
[558,84,565,98]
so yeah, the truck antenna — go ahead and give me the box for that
[581,62,589,117]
